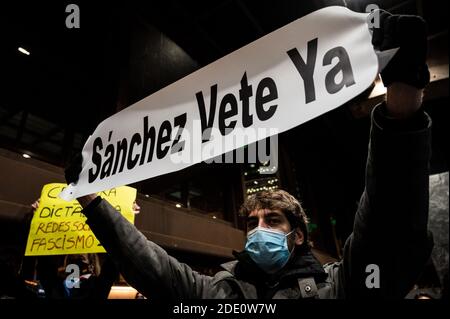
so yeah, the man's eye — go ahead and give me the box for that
[268,218,280,225]
[247,221,257,229]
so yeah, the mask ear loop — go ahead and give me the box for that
[285,229,296,254]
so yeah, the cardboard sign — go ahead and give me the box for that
[26,183,136,256]
[60,6,380,201]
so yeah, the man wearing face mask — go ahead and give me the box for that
[65,9,433,299]
[236,191,322,297]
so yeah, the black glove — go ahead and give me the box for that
[65,153,83,184]
[371,10,430,89]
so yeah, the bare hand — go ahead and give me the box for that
[31,199,40,212]
[132,201,141,215]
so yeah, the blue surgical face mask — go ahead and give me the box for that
[244,227,295,274]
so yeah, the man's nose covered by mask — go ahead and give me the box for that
[245,227,295,274]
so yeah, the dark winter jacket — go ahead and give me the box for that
[82,103,433,299]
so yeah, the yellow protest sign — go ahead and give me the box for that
[25,183,137,256]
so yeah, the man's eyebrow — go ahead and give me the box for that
[264,211,283,218]
[246,211,283,221]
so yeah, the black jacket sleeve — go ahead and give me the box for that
[88,256,119,299]
[338,103,434,299]
[81,197,216,300]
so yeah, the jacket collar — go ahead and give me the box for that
[221,245,327,286]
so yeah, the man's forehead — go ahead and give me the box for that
[248,208,284,217]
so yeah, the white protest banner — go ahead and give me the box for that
[60,6,380,201]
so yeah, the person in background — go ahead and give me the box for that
[0,205,41,299]
[29,199,141,299]
[0,247,39,299]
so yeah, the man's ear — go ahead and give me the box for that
[294,228,304,246]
